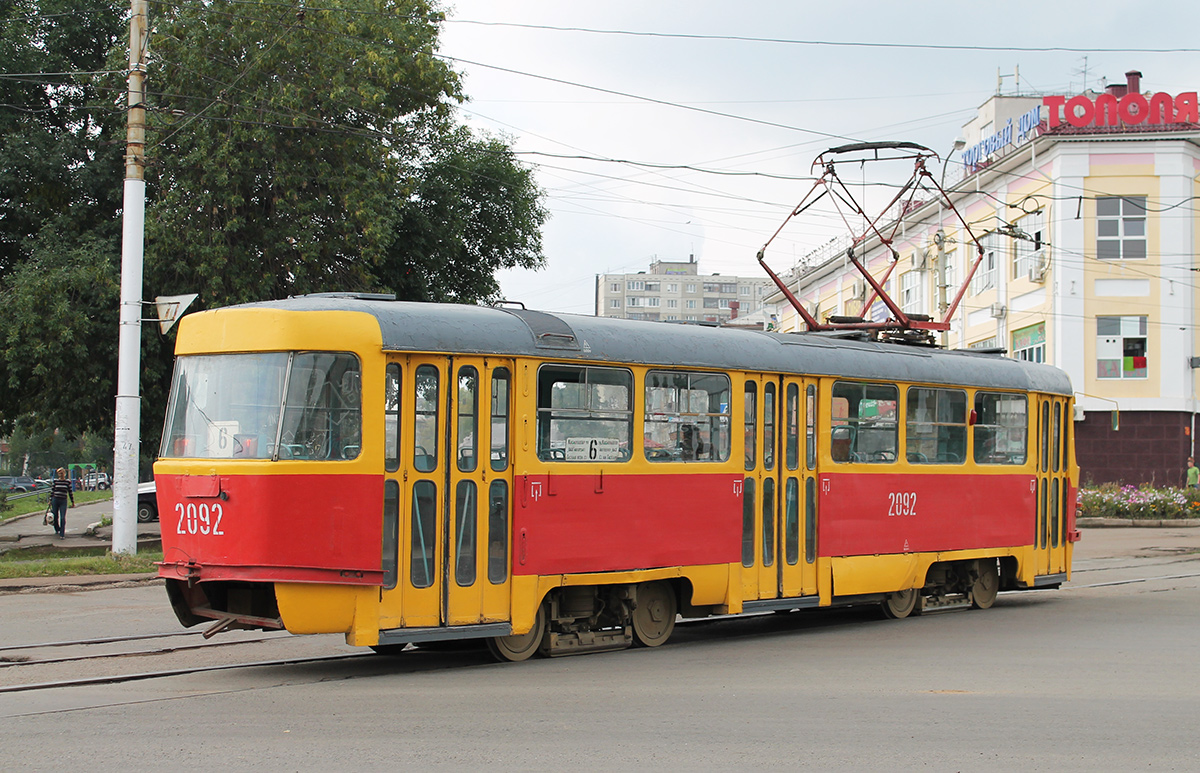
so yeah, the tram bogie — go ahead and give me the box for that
[154,297,1079,661]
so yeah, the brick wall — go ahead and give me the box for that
[1074,410,1194,487]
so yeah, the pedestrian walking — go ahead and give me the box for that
[48,467,74,540]
[1187,456,1199,489]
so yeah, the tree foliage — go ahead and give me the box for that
[0,0,547,444]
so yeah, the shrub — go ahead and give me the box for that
[1078,483,1200,520]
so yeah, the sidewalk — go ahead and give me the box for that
[0,497,161,555]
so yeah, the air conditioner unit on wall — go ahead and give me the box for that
[1027,250,1047,283]
[989,302,1007,318]
[851,278,866,300]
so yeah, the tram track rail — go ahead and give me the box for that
[3,566,1197,695]
[0,652,368,694]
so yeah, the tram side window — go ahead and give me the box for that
[456,366,478,473]
[644,371,731,462]
[384,364,401,473]
[490,368,511,472]
[905,387,967,464]
[414,365,439,472]
[536,365,632,462]
[830,382,898,463]
[974,392,1027,465]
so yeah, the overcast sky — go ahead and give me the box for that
[436,1,1200,314]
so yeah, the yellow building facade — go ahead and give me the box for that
[771,71,1199,486]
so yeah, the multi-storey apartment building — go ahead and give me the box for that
[768,70,1199,487]
[596,257,774,325]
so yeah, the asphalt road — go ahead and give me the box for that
[1,527,1198,771]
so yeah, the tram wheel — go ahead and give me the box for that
[970,559,1000,610]
[487,604,547,662]
[632,581,677,647]
[881,588,919,619]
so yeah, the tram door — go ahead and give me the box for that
[385,355,513,629]
[1034,395,1070,576]
[778,378,820,598]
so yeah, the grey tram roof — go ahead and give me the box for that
[230,295,1072,396]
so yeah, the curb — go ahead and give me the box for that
[0,573,162,593]
[1078,517,1200,528]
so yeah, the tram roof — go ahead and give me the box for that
[231,295,1072,395]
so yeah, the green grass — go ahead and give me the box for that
[0,547,162,579]
[0,490,113,523]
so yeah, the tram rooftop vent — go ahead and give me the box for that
[294,292,397,301]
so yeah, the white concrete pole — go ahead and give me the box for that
[113,0,149,556]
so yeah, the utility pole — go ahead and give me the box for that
[935,229,948,348]
[113,0,148,556]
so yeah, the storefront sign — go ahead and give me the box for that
[1043,92,1197,129]
[961,105,1043,170]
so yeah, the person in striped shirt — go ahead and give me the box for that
[49,467,74,540]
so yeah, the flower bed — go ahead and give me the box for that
[1078,483,1200,520]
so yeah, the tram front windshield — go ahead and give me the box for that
[161,352,362,461]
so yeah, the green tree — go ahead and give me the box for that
[0,0,547,446]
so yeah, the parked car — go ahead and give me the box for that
[84,472,111,490]
[0,475,38,493]
[138,480,158,522]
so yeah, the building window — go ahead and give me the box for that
[899,270,923,314]
[970,337,998,350]
[685,299,696,309]
[610,298,620,308]
[1096,196,1146,260]
[1097,316,1147,379]
[610,283,620,293]
[627,280,645,291]
[970,234,1001,295]
[645,282,660,292]
[1012,323,1045,363]
[704,298,720,309]
[666,299,677,308]
[686,283,697,293]
[647,297,660,307]
[739,285,750,296]
[627,296,640,307]
[667,283,678,293]
[1013,210,1046,279]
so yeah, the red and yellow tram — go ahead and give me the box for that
[155,294,1078,660]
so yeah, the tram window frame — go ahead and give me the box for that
[414,365,440,473]
[744,381,757,471]
[456,366,479,473]
[487,480,509,584]
[490,368,511,472]
[905,387,967,465]
[643,370,731,463]
[806,385,817,471]
[1052,402,1062,473]
[973,392,1028,465]
[830,381,899,464]
[454,480,478,587]
[536,364,633,462]
[785,383,800,471]
[763,382,777,471]
[385,363,401,473]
